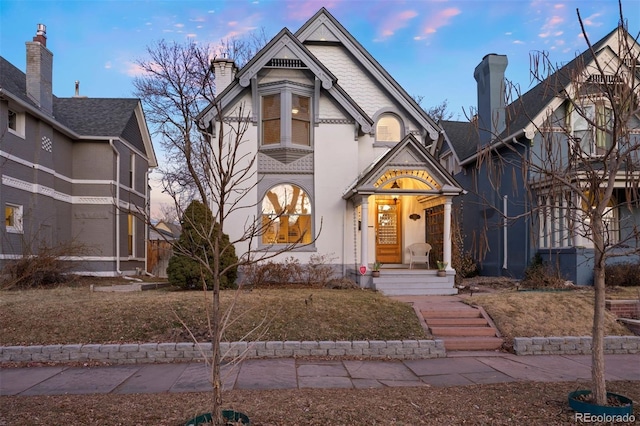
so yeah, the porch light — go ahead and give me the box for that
[391,181,400,204]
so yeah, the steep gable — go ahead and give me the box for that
[296,8,440,143]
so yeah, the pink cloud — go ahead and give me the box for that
[420,7,461,36]
[377,10,418,39]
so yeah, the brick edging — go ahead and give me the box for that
[513,336,640,355]
[0,340,446,365]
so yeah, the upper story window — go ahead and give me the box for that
[375,114,402,143]
[129,152,136,189]
[260,84,312,148]
[7,108,25,138]
[261,183,312,245]
[5,204,23,234]
[571,103,613,156]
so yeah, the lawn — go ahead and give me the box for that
[464,288,634,339]
[0,285,427,345]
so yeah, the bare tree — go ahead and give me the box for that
[472,2,639,406]
[134,37,318,424]
[413,96,455,122]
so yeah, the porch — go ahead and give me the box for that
[365,265,458,296]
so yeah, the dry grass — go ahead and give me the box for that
[0,286,427,345]
[465,289,633,339]
[1,381,639,425]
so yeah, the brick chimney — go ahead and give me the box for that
[26,23,53,115]
[212,57,237,94]
[474,54,508,145]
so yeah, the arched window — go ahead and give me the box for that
[262,184,312,244]
[375,114,402,143]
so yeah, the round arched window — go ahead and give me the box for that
[262,184,312,244]
[376,114,402,142]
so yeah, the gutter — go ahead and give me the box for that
[459,128,526,166]
[109,139,122,275]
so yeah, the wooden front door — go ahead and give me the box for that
[375,199,402,264]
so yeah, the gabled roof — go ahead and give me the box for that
[446,25,638,164]
[199,27,374,132]
[0,55,157,167]
[295,7,441,142]
[342,134,462,200]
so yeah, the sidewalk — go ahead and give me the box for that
[2,352,638,396]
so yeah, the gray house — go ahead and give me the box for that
[1,24,157,277]
[441,25,640,285]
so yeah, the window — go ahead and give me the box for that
[5,204,23,234]
[261,184,312,245]
[7,108,25,137]
[375,114,402,143]
[260,85,312,147]
[129,153,135,189]
[571,103,613,156]
[128,214,135,256]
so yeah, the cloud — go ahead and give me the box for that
[377,10,418,40]
[419,7,460,38]
[538,15,564,38]
[513,40,525,45]
[582,12,604,27]
[104,61,112,69]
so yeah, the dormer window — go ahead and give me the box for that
[260,83,312,148]
[571,103,613,156]
[375,113,403,143]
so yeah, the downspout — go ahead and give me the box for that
[109,139,122,275]
[503,195,508,270]
[144,169,150,275]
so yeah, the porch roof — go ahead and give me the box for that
[342,134,463,201]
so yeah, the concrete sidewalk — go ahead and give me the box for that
[2,352,638,396]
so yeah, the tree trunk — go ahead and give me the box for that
[211,230,223,424]
[591,217,607,406]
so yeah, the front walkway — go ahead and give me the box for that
[2,352,638,395]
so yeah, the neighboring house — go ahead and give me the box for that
[1,24,157,277]
[441,26,640,284]
[197,8,463,295]
[147,221,181,278]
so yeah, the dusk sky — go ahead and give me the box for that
[1,0,638,215]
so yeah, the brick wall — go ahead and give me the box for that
[606,300,640,319]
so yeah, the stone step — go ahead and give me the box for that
[430,326,497,337]
[441,336,504,351]
[427,318,489,326]
[421,309,482,319]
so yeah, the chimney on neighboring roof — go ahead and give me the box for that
[212,56,237,94]
[474,54,508,145]
[26,23,53,115]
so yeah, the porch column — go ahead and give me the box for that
[360,197,369,269]
[443,197,453,270]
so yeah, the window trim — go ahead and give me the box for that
[5,203,24,234]
[570,101,614,157]
[260,183,313,247]
[127,214,135,257]
[7,108,25,138]
[259,82,314,150]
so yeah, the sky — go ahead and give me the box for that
[1,0,638,217]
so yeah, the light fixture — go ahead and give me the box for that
[391,181,400,204]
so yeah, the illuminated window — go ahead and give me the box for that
[5,204,23,234]
[128,214,135,256]
[376,114,402,143]
[260,85,312,147]
[261,184,312,245]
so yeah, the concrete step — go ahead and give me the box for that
[427,318,489,326]
[430,326,497,337]
[421,309,482,319]
[441,336,504,351]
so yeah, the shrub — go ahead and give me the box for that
[520,253,566,290]
[605,262,640,287]
[324,277,359,289]
[1,241,83,289]
[167,201,238,290]
[242,253,337,288]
